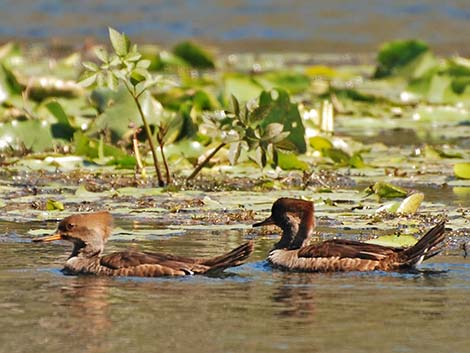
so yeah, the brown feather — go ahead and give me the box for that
[297,239,400,261]
[36,211,254,277]
[255,198,447,273]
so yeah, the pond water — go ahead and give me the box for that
[2,0,470,54]
[1,215,470,353]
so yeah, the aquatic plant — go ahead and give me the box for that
[80,28,170,186]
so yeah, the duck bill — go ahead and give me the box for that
[33,231,63,243]
[253,216,275,228]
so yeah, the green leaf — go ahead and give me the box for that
[108,27,130,57]
[323,148,350,165]
[231,94,240,117]
[350,152,365,168]
[46,101,75,140]
[263,123,284,141]
[94,47,108,63]
[277,151,309,171]
[78,72,98,87]
[224,73,263,103]
[46,199,65,211]
[82,61,99,72]
[46,101,70,126]
[454,162,470,179]
[89,87,161,141]
[396,192,424,214]
[256,71,311,94]
[137,59,151,69]
[366,234,418,248]
[0,119,54,152]
[228,141,242,165]
[376,201,400,213]
[366,182,408,199]
[125,51,142,62]
[309,136,333,151]
[130,69,147,86]
[374,40,430,78]
[172,41,215,69]
[254,89,306,153]
[74,132,136,168]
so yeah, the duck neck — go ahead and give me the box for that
[272,214,298,250]
[288,210,314,250]
[64,243,103,275]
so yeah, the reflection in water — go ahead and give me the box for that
[60,277,113,353]
[271,273,316,322]
[1,238,470,353]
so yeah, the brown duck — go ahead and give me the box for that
[253,198,446,272]
[34,211,254,277]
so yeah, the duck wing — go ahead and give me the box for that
[100,251,209,274]
[297,239,400,261]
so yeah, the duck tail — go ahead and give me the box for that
[399,221,446,267]
[201,241,254,273]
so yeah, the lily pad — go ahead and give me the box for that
[0,119,54,152]
[454,162,470,179]
[396,192,424,214]
[366,234,418,248]
[46,199,65,211]
[366,182,408,199]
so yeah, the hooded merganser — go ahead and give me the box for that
[34,211,254,277]
[253,198,446,272]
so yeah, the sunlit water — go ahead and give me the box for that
[2,0,470,54]
[1,221,469,353]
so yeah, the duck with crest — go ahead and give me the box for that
[253,198,446,272]
[34,211,254,277]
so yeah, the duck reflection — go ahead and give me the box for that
[271,273,317,321]
[269,269,451,325]
[60,277,113,352]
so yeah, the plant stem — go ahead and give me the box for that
[187,142,226,181]
[130,91,164,186]
[132,131,146,178]
[157,134,172,185]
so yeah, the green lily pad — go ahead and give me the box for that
[277,151,309,171]
[366,182,408,199]
[74,132,136,168]
[46,199,65,211]
[374,39,431,78]
[224,73,263,103]
[309,136,333,150]
[454,162,470,179]
[366,234,418,248]
[376,201,400,214]
[396,192,424,214]
[256,71,310,94]
[0,119,54,152]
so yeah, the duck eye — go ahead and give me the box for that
[66,223,75,231]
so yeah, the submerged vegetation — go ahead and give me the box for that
[0,29,468,245]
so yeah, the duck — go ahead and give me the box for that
[33,211,254,277]
[253,197,446,272]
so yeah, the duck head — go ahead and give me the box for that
[253,198,315,250]
[34,211,113,258]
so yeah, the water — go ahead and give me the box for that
[1,223,470,353]
[1,0,470,54]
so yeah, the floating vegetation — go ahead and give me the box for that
[0,34,467,245]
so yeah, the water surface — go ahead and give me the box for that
[1,223,469,353]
